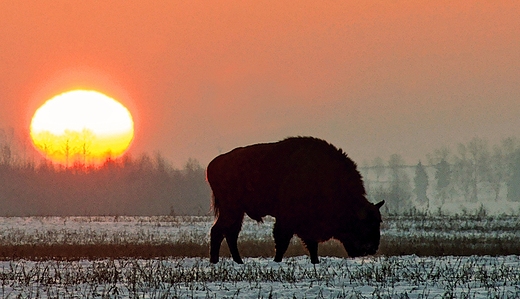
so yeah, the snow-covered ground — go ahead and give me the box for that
[0,216,519,298]
[0,216,276,246]
[0,256,519,298]
[1,215,519,246]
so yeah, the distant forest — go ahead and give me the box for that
[2,127,520,216]
[363,137,520,214]
[0,154,210,216]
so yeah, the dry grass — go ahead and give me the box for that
[0,215,518,261]
[0,243,205,261]
[0,240,347,261]
[2,236,518,261]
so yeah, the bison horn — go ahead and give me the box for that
[375,201,385,209]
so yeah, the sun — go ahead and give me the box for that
[30,89,134,166]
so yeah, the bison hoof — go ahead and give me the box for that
[210,257,219,264]
[311,258,320,264]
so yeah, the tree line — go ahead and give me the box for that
[362,137,520,214]
[0,153,211,216]
[2,127,520,216]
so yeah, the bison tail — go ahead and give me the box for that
[211,193,220,218]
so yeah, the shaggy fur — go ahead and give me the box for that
[207,137,384,264]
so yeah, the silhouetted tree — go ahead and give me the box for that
[434,158,451,204]
[0,128,14,166]
[178,158,210,215]
[0,153,212,216]
[80,129,94,166]
[467,137,490,202]
[501,137,520,201]
[413,161,429,206]
[453,147,472,202]
[154,152,169,174]
[507,150,520,202]
[60,130,81,168]
[384,154,411,214]
[486,145,506,201]
[453,138,489,202]
[426,146,450,166]
[372,156,385,182]
[1,145,11,166]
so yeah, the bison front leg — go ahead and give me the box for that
[302,239,319,264]
[273,221,293,263]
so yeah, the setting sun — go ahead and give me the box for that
[30,90,134,166]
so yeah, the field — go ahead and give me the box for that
[0,215,519,298]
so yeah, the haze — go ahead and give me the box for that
[1,1,519,167]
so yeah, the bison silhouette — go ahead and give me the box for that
[207,137,384,264]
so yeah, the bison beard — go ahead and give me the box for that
[207,137,384,264]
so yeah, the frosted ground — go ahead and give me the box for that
[1,198,519,246]
[1,256,519,298]
[0,212,519,298]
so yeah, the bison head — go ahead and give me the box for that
[339,200,384,258]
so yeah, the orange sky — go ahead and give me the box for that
[1,1,520,166]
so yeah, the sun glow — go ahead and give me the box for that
[30,90,134,166]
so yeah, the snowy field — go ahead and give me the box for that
[0,215,519,298]
[1,214,519,246]
[1,256,519,298]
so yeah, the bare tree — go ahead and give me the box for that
[507,150,520,202]
[453,138,489,202]
[414,161,429,206]
[386,154,411,213]
[467,137,489,202]
[31,131,56,165]
[372,156,386,183]
[0,128,15,166]
[80,129,94,166]
[486,145,506,201]
[434,158,451,205]
[426,146,450,165]
[60,130,83,168]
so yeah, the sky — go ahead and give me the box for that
[1,1,520,167]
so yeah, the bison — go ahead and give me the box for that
[207,137,384,264]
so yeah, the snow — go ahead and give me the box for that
[0,256,519,298]
[0,216,519,298]
[2,215,519,247]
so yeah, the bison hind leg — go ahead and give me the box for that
[273,221,293,263]
[210,211,245,264]
[210,224,225,263]
[302,239,319,264]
